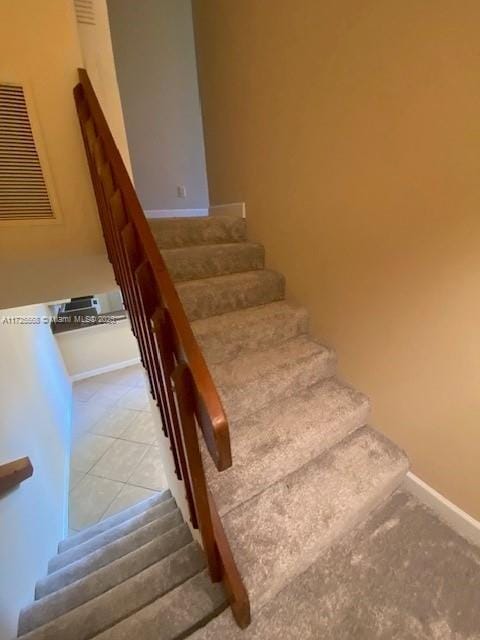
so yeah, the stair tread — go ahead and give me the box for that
[91,570,227,640]
[58,491,171,554]
[176,269,285,321]
[36,510,183,599]
[211,335,336,422]
[49,499,177,574]
[162,242,264,281]
[192,301,309,365]
[149,215,246,249]
[187,492,431,640]
[221,426,408,613]
[19,543,206,640]
[19,524,193,635]
[205,377,370,516]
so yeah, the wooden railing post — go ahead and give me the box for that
[171,362,221,583]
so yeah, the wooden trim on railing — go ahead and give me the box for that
[209,491,251,628]
[0,457,33,495]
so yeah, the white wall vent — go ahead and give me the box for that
[0,84,55,221]
[74,0,96,26]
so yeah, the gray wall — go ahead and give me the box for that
[107,0,209,211]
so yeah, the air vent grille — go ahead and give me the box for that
[74,0,95,26]
[0,84,54,221]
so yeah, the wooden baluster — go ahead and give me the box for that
[151,307,198,517]
[74,89,113,266]
[108,190,136,335]
[171,362,221,582]
[93,144,123,287]
[208,493,251,628]
[89,138,120,283]
[134,263,175,441]
[121,223,156,397]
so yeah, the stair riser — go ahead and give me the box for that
[193,306,309,365]
[178,271,285,321]
[223,427,409,613]
[19,524,193,635]
[163,243,264,282]
[58,491,171,554]
[19,545,206,640]
[36,510,183,599]
[218,350,337,424]
[91,571,227,640]
[209,382,371,516]
[150,216,247,249]
[49,499,177,574]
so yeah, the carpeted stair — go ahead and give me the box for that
[17,490,227,639]
[15,214,409,639]
[152,215,409,630]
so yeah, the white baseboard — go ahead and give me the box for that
[145,204,246,219]
[209,202,245,218]
[403,472,480,546]
[145,208,208,219]
[71,357,141,382]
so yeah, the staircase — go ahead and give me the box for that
[44,68,410,637]
[15,213,408,639]
[17,492,227,639]
[152,214,409,623]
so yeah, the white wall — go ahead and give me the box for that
[0,304,71,640]
[56,320,140,379]
[107,0,209,211]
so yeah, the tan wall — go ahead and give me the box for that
[193,1,480,519]
[76,0,133,178]
[0,0,116,308]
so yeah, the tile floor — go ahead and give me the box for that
[69,364,167,535]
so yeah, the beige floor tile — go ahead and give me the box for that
[116,387,150,411]
[69,474,123,530]
[128,446,167,491]
[93,364,143,387]
[101,484,160,520]
[93,383,132,402]
[72,396,117,439]
[69,469,86,492]
[90,439,149,482]
[120,411,157,444]
[90,407,138,438]
[70,433,115,472]
[73,379,105,403]
[133,373,147,388]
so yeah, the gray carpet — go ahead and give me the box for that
[17,214,476,639]
[190,489,480,639]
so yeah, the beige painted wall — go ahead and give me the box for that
[0,304,71,639]
[0,0,120,309]
[193,1,480,519]
[56,319,140,378]
[75,0,133,177]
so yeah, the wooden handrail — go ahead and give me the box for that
[74,69,249,628]
[0,457,33,495]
